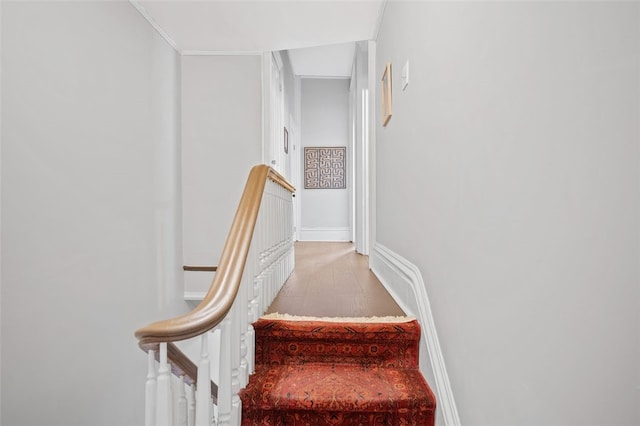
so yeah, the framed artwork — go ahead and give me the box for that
[284,127,289,154]
[304,147,346,189]
[381,62,392,127]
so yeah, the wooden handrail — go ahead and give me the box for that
[135,165,294,349]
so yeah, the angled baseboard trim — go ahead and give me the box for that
[370,243,461,426]
[129,0,178,51]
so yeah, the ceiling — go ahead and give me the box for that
[133,0,385,76]
[287,42,357,77]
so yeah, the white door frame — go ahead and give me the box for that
[265,45,375,247]
[352,40,373,255]
[290,107,301,241]
[263,51,285,174]
[367,40,376,256]
[349,70,357,245]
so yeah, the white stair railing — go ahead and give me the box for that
[136,165,295,426]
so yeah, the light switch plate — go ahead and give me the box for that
[401,61,409,91]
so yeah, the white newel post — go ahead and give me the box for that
[157,343,174,426]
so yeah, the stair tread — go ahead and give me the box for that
[240,363,436,412]
[254,318,422,368]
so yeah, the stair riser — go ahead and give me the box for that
[255,338,419,368]
[253,320,422,368]
[242,409,435,426]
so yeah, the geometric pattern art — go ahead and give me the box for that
[304,147,346,189]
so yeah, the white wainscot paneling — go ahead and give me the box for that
[370,243,460,426]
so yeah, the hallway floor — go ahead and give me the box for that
[266,242,405,318]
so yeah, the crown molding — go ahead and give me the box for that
[181,51,264,57]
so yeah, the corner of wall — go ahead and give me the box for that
[372,0,388,42]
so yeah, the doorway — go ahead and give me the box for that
[265,42,374,253]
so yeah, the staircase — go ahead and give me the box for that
[135,167,437,426]
[240,316,436,425]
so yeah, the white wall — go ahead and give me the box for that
[375,2,639,425]
[1,2,185,425]
[300,78,351,241]
[181,55,262,293]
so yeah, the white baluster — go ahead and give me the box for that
[187,384,195,426]
[217,319,232,426]
[246,319,256,375]
[231,305,240,394]
[145,349,157,426]
[253,276,262,318]
[247,246,258,376]
[230,304,242,424]
[156,343,173,426]
[238,275,249,386]
[175,375,188,426]
[211,400,218,426]
[195,333,212,426]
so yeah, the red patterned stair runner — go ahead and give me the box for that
[240,318,436,425]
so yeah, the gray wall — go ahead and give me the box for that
[300,78,351,240]
[181,55,262,293]
[375,2,639,425]
[1,2,185,424]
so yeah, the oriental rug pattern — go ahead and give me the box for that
[240,317,436,426]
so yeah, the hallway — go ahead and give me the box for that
[266,242,405,318]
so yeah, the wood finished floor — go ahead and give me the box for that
[266,242,405,318]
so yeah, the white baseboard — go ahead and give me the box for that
[299,227,351,242]
[370,243,461,426]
